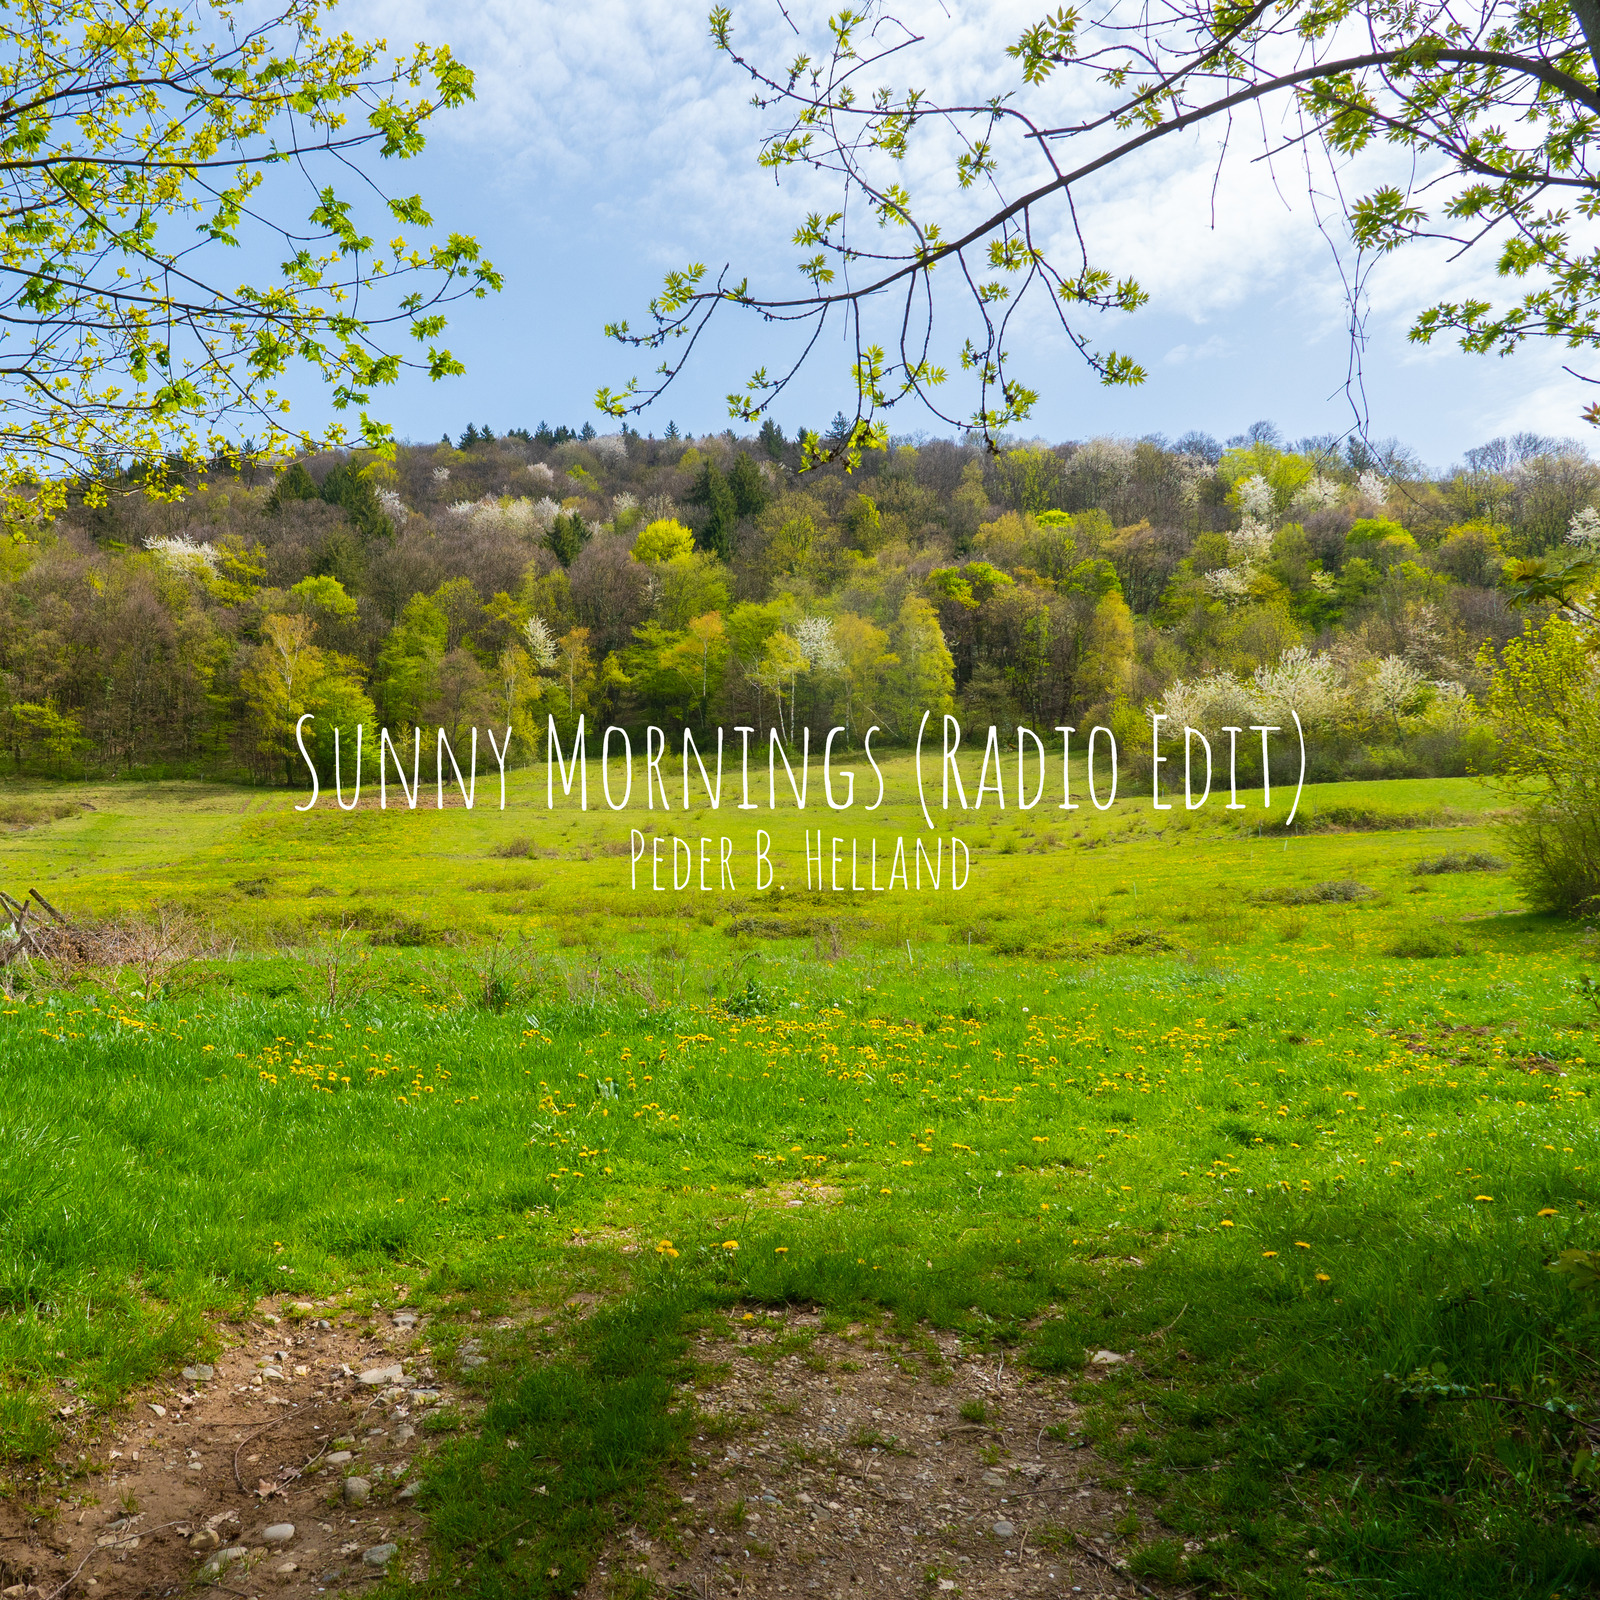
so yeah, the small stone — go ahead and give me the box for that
[190,1529,220,1553]
[1090,1349,1126,1365]
[361,1544,397,1567]
[273,1562,298,1582]
[200,1546,247,1577]
[395,1424,416,1443]
[261,1524,295,1546]
[393,1311,417,1327]
[358,1364,404,1386]
[342,1477,371,1506]
[992,1519,1015,1538]
[262,1313,280,1326]
[147,1403,166,1418]
[324,1451,353,1466]
[397,1481,422,1502]
[181,1365,214,1382]
[980,1469,1006,1488]
[410,1388,441,1404]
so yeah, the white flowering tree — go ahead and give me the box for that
[143,534,220,578]
[1368,655,1430,732]
[1252,648,1348,729]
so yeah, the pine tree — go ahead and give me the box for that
[459,423,479,448]
[319,462,392,542]
[758,418,785,460]
[266,461,320,512]
[546,511,590,567]
[728,452,771,520]
[686,460,737,559]
[665,420,680,440]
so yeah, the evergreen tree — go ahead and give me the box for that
[319,461,392,542]
[580,421,596,441]
[758,418,785,460]
[728,451,771,520]
[685,459,738,559]
[546,511,590,567]
[665,420,680,440]
[459,423,480,448]
[266,461,320,512]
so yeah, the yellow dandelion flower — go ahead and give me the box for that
[1295,1241,1311,1249]
[1315,1273,1331,1283]
[880,1187,892,1195]
[722,1240,739,1250]
[1262,1251,1278,1258]
[775,1246,788,1254]
[1538,1207,1559,1217]
[1474,1195,1494,1202]
[1220,1219,1234,1228]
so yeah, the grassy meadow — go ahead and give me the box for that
[0,755,1596,1599]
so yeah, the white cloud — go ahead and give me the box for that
[334,0,1600,457]
[1164,335,1229,366]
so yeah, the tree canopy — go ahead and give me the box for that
[0,0,497,519]
[601,0,1600,462]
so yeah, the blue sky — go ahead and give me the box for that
[332,0,1593,472]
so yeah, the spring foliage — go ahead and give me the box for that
[0,0,497,520]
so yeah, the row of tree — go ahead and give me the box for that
[0,422,1587,786]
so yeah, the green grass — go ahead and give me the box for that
[0,763,1596,1597]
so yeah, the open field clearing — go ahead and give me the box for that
[0,762,1595,1600]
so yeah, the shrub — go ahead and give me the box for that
[1385,924,1463,958]
[1250,881,1372,904]
[1484,618,1600,913]
[1412,850,1506,875]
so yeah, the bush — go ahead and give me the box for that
[1412,850,1506,875]
[1385,924,1463,958]
[1250,880,1372,904]
[1485,619,1600,914]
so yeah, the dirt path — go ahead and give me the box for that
[3,1300,1171,1600]
[582,1308,1173,1600]
[0,1294,472,1600]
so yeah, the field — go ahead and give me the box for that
[0,757,1596,1599]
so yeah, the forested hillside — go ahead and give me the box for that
[1,420,1591,787]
